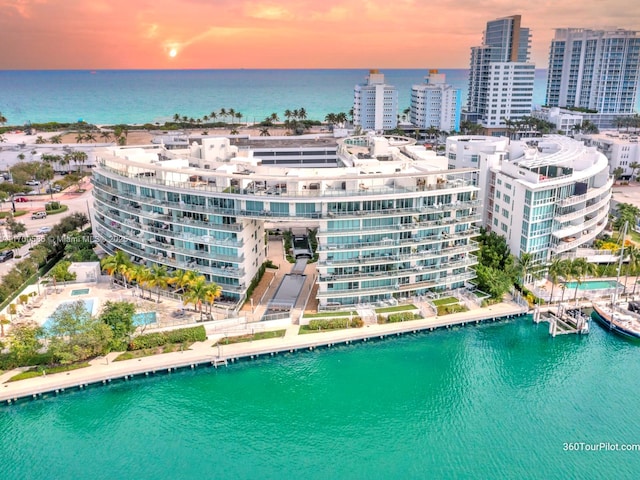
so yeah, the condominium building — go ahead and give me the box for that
[578,132,640,180]
[446,135,612,263]
[546,28,640,114]
[92,135,480,310]
[353,70,398,132]
[410,70,461,132]
[466,15,535,132]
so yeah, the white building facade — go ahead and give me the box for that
[467,15,535,132]
[546,28,640,114]
[578,132,640,180]
[92,135,480,310]
[446,135,612,263]
[410,70,460,132]
[353,70,398,132]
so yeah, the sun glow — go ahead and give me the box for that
[169,48,177,58]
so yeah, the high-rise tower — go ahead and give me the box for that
[466,15,535,132]
[545,28,640,114]
[353,70,398,132]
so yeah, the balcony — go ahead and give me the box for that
[557,177,614,207]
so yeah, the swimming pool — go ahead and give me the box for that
[43,298,97,330]
[563,280,623,290]
[70,288,90,296]
[132,312,157,326]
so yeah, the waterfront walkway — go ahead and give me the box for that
[0,301,527,403]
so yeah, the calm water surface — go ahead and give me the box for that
[1,316,639,479]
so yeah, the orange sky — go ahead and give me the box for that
[1,0,638,69]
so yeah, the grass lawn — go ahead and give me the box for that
[0,210,27,218]
[8,362,90,382]
[46,205,69,215]
[375,304,417,313]
[432,297,459,306]
[213,330,286,345]
[303,311,357,319]
[114,342,192,361]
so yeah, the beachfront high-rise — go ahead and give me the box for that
[353,70,398,132]
[466,15,535,133]
[92,134,480,310]
[410,70,461,133]
[545,28,640,114]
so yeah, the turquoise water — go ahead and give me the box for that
[2,316,640,479]
[70,288,90,296]
[0,69,550,125]
[43,298,95,330]
[564,280,622,290]
[132,311,157,326]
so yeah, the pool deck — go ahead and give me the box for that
[0,300,528,404]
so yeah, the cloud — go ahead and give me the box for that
[245,2,294,20]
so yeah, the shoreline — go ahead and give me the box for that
[0,301,528,404]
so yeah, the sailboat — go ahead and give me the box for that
[592,222,640,339]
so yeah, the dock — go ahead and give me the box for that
[533,304,590,336]
[1,301,528,405]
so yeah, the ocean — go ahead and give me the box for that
[0,69,549,127]
[2,317,640,479]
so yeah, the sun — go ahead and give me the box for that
[169,48,178,58]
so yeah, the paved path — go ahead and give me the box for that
[0,300,528,403]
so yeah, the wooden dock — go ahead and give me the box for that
[533,305,590,336]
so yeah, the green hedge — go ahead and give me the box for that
[128,325,206,351]
[308,317,363,330]
[436,304,468,316]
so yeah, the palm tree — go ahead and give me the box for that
[147,264,170,303]
[183,275,208,321]
[298,108,307,121]
[130,264,151,299]
[219,108,227,124]
[0,112,7,125]
[547,257,569,305]
[269,112,279,123]
[84,131,97,143]
[209,112,217,123]
[230,127,239,135]
[101,250,132,287]
[613,167,625,185]
[570,258,597,302]
[204,283,222,317]
[100,131,112,143]
[259,127,270,136]
[73,151,88,173]
[173,113,181,123]
[75,133,85,143]
[515,252,543,286]
[235,112,243,124]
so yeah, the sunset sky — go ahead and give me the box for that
[1,0,638,70]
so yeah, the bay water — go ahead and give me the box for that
[2,317,639,479]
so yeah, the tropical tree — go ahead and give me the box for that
[73,150,88,173]
[613,167,625,184]
[101,250,132,287]
[204,282,222,315]
[515,252,544,286]
[628,246,640,296]
[183,274,209,321]
[629,162,640,182]
[130,264,151,298]
[0,111,7,125]
[569,258,597,301]
[99,300,136,348]
[100,131,112,143]
[614,203,640,233]
[259,127,270,136]
[219,108,227,124]
[546,257,569,304]
[147,264,170,303]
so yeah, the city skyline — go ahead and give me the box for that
[1,1,639,70]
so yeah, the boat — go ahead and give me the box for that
[592,303,640,339]
[591,221,640,339]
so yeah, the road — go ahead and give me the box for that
[0,179,94,277]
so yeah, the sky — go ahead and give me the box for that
[1,0,639,70]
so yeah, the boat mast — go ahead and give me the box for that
[614,221,628,307]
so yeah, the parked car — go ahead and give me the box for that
[25,180,40,186]
[37,226,52,235]
[0,250,14,262]
[46,186,62,194]
[31,211,47,219]
[26,190,40,195]
[14,197,28,202]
